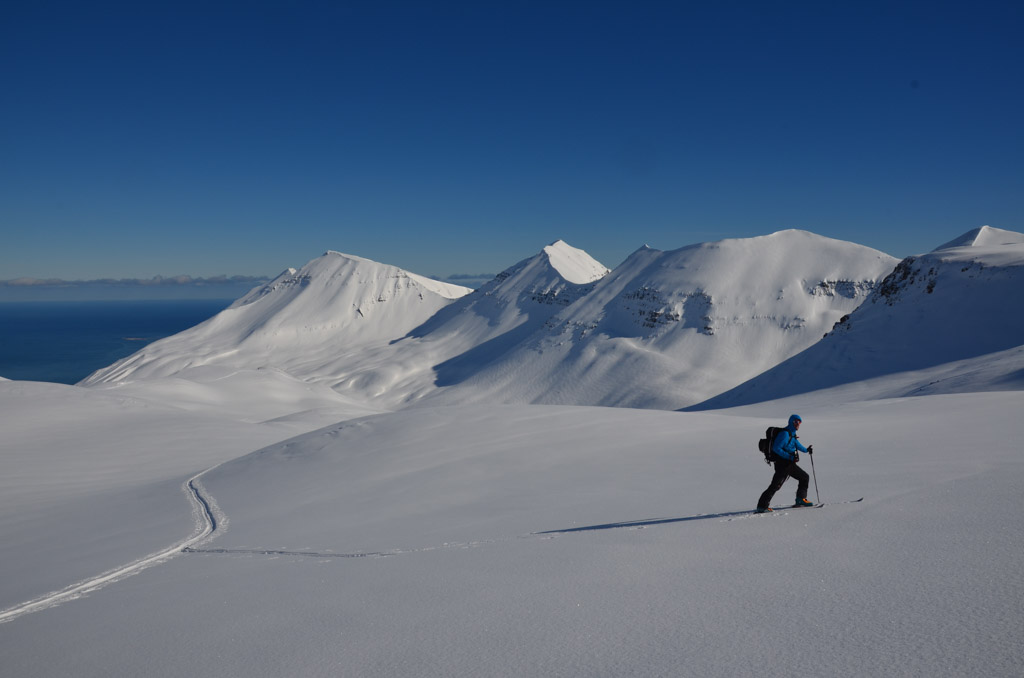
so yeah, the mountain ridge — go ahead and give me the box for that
[423,229,899,409]
[80,227,1021,412]
[933,225,1024,251]
[83,251,471,386]
[691,228,1024,409]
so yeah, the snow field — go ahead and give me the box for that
[0,377,369,611]
[1,393,1021,677]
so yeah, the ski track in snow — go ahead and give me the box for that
[0,462,861,624]
[0,470,221,625]
[182,492,864,560]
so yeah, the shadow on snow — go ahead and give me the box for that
[534,509,760,534]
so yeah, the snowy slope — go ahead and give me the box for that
[0,377,371,613]
[79,243,609,410]
[426,230,897,409]
[270,239,608,407]
[373,239,609,390]
[81,251,471,386]
[933,223,1024,250]
[2,394,1022,677]
[78,233,904,411]
[694,226,1024,408]
[76,228,1019,414]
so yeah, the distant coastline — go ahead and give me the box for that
[0,299,231,384]
[0,276,269,302]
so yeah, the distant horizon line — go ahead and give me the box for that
[0,272,496,288]
[5,224,1015,291]
[0,274,273,288]
[0,272,495,302]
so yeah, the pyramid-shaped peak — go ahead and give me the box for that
[932,226,1024,251]
[541,240,609,284]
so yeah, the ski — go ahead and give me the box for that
[757,497,864,514]
[814,496,863,507]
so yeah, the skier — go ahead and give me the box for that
[756,414,814,512]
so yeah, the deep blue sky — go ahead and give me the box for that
[2,1,1022,284]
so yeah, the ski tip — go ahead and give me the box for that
[823,497,864,506]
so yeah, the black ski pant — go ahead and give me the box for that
[757,457,809,509]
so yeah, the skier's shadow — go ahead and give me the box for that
[534,509,756,534]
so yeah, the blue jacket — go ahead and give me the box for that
[771,415,808,462]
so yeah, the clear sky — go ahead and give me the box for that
[2,1,1022,284]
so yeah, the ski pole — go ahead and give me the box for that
[810,451,820,505]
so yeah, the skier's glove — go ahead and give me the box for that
[807,445,814,455]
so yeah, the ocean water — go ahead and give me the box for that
[0,299,232,385]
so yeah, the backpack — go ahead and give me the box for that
[757,426,784,464]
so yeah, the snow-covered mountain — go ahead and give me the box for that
[416,239,610,340]
[263,239,610,407]
[81,228,1021,413]
[82,241,609,410]
[82,251,471,387]
[392,240,609,387]
[427,230,898,409]
[692,226,1024,408]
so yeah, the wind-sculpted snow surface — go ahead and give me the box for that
[694,226,1024,408]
